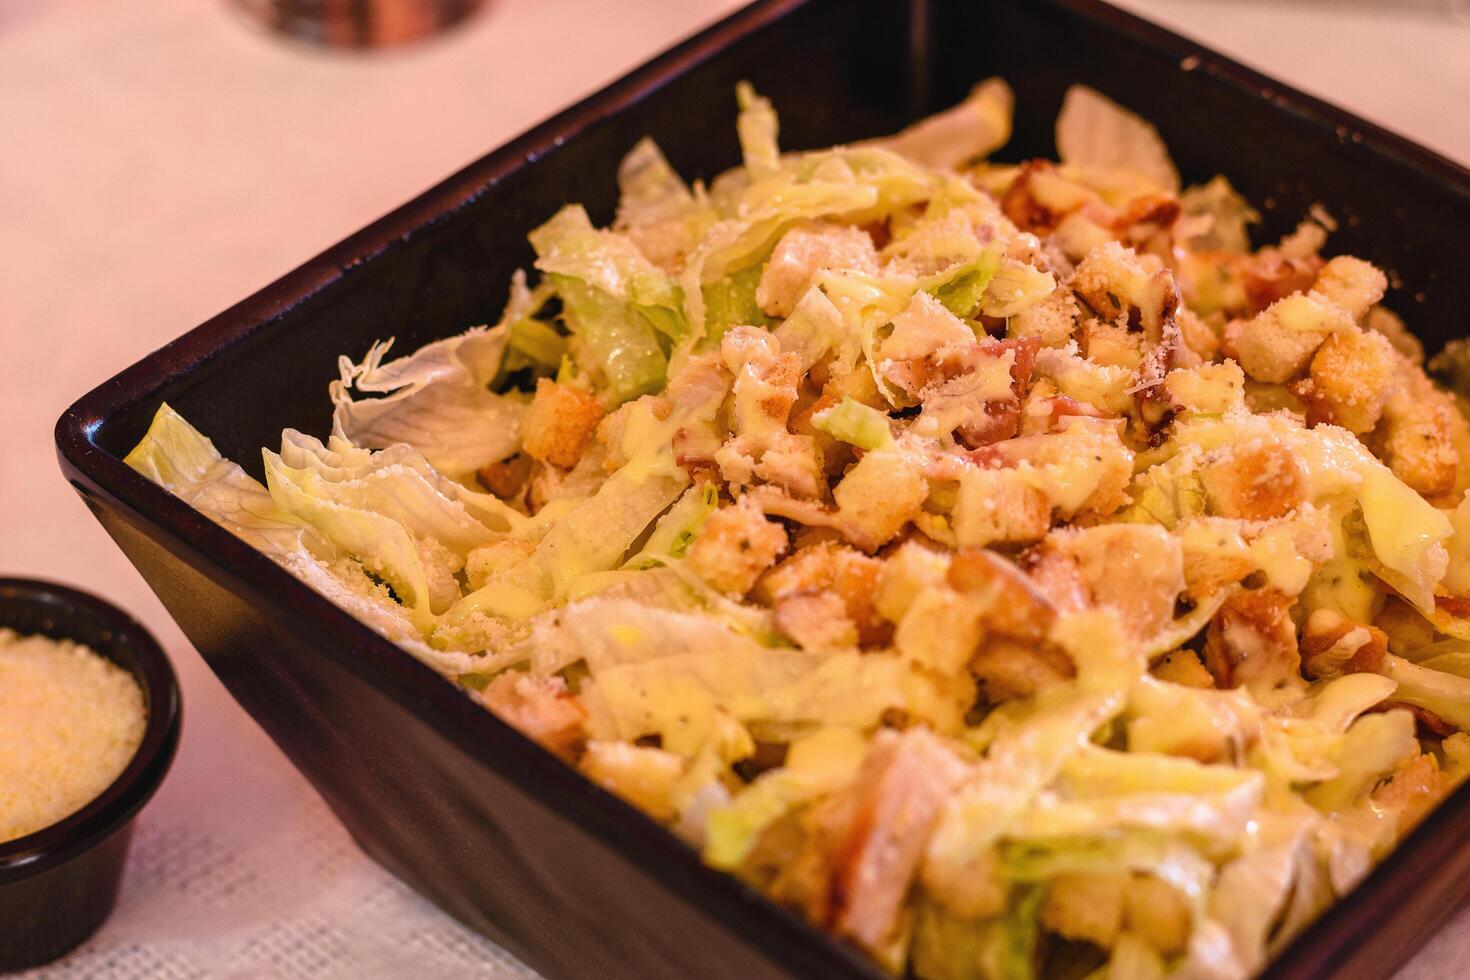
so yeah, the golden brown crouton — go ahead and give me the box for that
[774,592,860,651]
[1055,524,1184,641]
[1008,287,1082,348]
[1201,441,1307,521]
[1164,360,1245,416]
[1313,255,1387,319]
[833,449,930,549]
[1300,608,1388,678]
[1153,649,1216,688]
[479,673,587,760]
[874,539,952,623]
[952,466,1053,549]
[895,587,985,676]
[1298,329,1398,433]
[1042,872,1125,948]
[579,741,685,820]
[1232,293,1350,384]
[687,497,789,595]
[1079,319,1145,370]
[757,541,888,645]
[1202,588,1300,695]
[521,379,604,468]
[947,549,1059,639]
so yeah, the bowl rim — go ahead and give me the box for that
[48,0,1470,976]
[0,577,182,881]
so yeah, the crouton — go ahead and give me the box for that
[1201,441,1307,521]
[479,673,587,760]
[579,740,685,820]
[833,449,930,549]
[1365,305,1422,363]
[1298,328,1397,433]
[947,549,1059,640]
[757,223,879,318]
[598,395,673,472]
[774,592,859,651]
[686,497,789,595]
[1164,360,1245,416]
[1233,293,1350,384]
[521,379,604,468]
[875,539,953,622]
[1042,872,1125,948]
[1070,241,1180,340]
[1176,306,1221,361]
[1300,608,1388,678]
[757,540,887,643]
[1008,286,1082,348]
[1056,524,1185,641]
[952,466,1052,549]
[1079,319,1144,369]
[1153,649,1216,688]
[895,587,984,676]
[1202,588,1300,694]
[1313,255,1387,319]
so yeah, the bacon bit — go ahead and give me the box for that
[1244,253,1323,314]
[1435,595,1470,619]
[1002,160,1065,233]
[1372,701,1458,738]
[477,453,532,500]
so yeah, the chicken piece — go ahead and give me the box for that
[1297,328,1398,433]
[1055,524,1185,641]
[1300,608,1388,679]
[1313,255,1387,319]
[1153,649,1216,688]
[826,728,972,955]
[972,636,1076,701]
[774,592,859,651]
[1069,241,1180,341]
[1042,872,1125,949]
[1202,588,1301,694]
[1241,251,1322,314]
[1371,753,1448,834]
[880,291,975,362]
[521,379,604,468]
[464,538,537,591]
[478,673,587,760]
[833,449,930,549]
[476,453,533,501]
[598,395,673,472]
[686,497,789,596]
[757,223,879,318]
[952,465,1053,549]
[579,741,685,820]
[1233,292,1351,384]
[1200,441,1307,522]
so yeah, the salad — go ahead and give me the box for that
[128,80,1470,978]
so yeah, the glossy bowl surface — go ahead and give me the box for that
[54,1,1470,977]
[0,578,182,971]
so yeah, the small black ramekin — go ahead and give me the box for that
[0,578,181,971]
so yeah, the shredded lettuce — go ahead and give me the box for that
[1055,85,1180,193]
[813,397,893,450]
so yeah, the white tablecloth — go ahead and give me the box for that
[2,1,1467,976]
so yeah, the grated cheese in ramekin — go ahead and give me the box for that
[0,628,146,844]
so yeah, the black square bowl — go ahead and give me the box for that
[55,1,1470,977]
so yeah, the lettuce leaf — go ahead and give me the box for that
[331,328,526,483]
[1055,85,1179,193]
[867,78,1014,170]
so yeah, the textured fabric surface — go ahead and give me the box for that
[1,0,1466,976]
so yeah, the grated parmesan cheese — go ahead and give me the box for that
[0,628,146,843]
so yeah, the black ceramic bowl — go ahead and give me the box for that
[0,579,181,971]
[53,1,1470,977]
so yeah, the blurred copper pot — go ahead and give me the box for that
[230,0,485,49]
